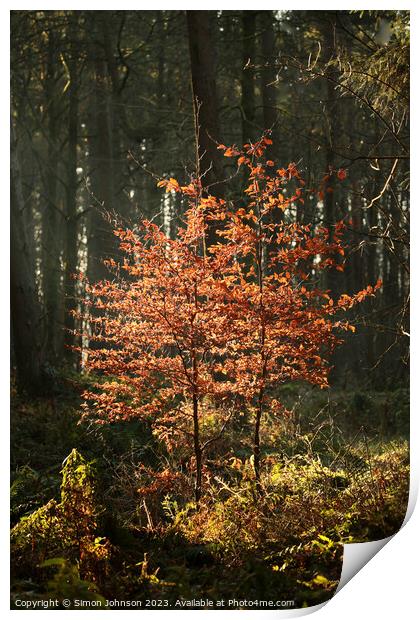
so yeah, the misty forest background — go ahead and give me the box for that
[11,10,409,609]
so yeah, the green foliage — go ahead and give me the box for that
[41,558,106,608]
[11,449,110,584]
[10,384,409,609]
[339,11,409,122]
[166,439,408,605]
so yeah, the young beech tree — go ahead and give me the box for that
[79,136,380,501]
[81,190,244,504]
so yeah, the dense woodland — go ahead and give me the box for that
[11,10,409,609]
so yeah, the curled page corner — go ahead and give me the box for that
[336,535,393,594]
[335,476,417,597]
[236,479,417,617]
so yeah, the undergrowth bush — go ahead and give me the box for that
[11,449,110,586]
[165,439,408,605]
[10,384,409,609]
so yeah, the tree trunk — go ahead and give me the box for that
[186,11,223,199]
[260,11,281,159]
[11,125,46,395]
[320,14,340,300]
[192,392,203,504]
[253,213,266,495]
[64,17,80,366]
[101,12,131,223]
[253,396,263,495]
[42,31,62,362]
[366,172,380,371]
[87,13,116,283]
[241,11,257,144]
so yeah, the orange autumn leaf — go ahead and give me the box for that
[224,147,240,157]
[157,177,180,192]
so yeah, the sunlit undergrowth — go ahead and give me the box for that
[10,378,409,609]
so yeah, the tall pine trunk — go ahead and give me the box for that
[320,14,340,301]
[241,11,257,144]
[42,31,62,362]
[11,124,46,395]
[87,13,116,283]
[64,17,80,365]
[186,10,222,201]
[260,11,281,159]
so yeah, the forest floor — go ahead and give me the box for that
[10,374,409,610]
